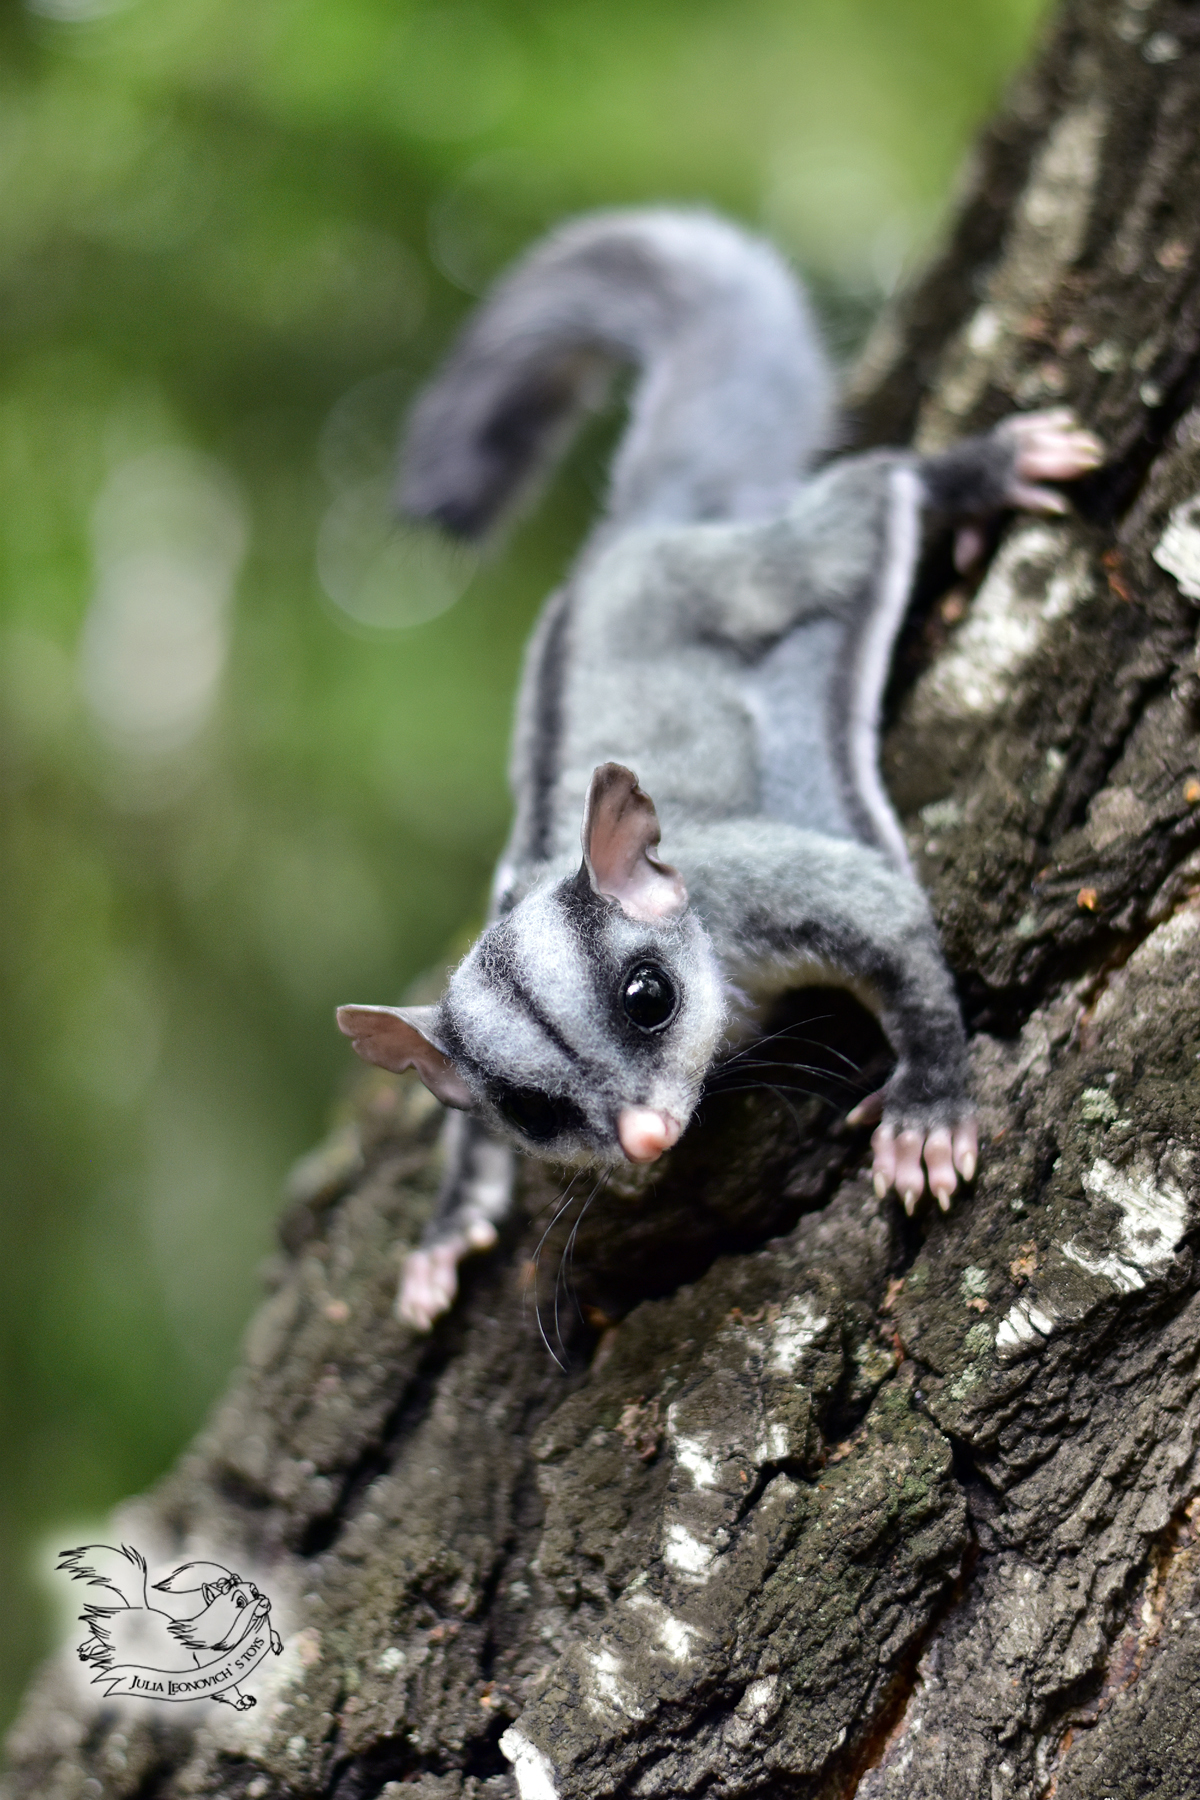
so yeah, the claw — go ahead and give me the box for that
[1015,436,1103,479]
[953,1120,978,1184]
[923,1125,957,1208]
[871,1122,897,1199]
[894,1129,926,1205]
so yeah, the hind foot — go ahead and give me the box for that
[397,1222,498,1332]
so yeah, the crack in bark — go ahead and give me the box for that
[1035,1490,1200,1797]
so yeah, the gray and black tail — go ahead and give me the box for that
[399,207,834,540]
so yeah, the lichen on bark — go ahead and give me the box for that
[9,3,1200,1796]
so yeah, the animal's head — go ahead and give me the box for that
[155,1562,270,1651]
[338,764,726,1166]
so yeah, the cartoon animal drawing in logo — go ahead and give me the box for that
[58,1544,283,1708]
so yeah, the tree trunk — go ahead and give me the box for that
[9,3,1200,1794]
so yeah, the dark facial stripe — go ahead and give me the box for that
[434,1010,488,1086]
[556,864,612,941]
[477,925,597,1076]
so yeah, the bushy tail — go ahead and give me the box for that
[399,207,834,540]
[58,1543,148,1610]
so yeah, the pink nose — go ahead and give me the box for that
[617,1108,682,1163]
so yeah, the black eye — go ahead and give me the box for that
[621,963,677,1031]
[493,1085,583,1143]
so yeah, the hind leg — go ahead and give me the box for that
[397,1114,514,1331]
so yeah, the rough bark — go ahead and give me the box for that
[9,2,1200,1795]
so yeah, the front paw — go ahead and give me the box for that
[1000,407,1103,514]
[871,1117,978,1215]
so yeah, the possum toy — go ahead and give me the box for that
[336,209,1102,1331]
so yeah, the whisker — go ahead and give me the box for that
[709,1054,864,1103]
[528,1166,587,1224]
[706,1079,820,1099]
[705,1077,825,1140]
[783,1033,865,1075]
[707,1066,856,1101]
[718,1019,866,1081]
[714,1056,858,1085]
[716,1055,829,1073]
[553,1171,608,1361]
[528,1169,589,1369]
[757,1079,820,1140]
[726,1019,835,1054]
[564,1172,608,1306]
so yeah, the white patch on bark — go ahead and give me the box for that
[656,1613,699,1662]
[995,1298,1057,1355]
[625,1591,702,1664]
[902,524,1091,743]
[582,1646,646,1720]
[1059,1157,1188,1294]
[739,1676,779,1716]
[766,1295,829,1373]
[668,1422,720,1489]
[961,1266,990,1302]
[500,1729,560,1800]
[663,1523,717,1578]
[764,1421,791,1461]
[723,1673,783,1748]
[1154,492,1200,601]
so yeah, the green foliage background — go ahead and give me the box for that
[0,0,1043,1729]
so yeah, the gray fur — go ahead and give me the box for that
[349,208,1043,1282]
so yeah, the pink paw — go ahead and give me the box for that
[847,1094,977,1214]
[396,1223,498,1331]
[873,1119,977,1214]
[1001,407,1103,514]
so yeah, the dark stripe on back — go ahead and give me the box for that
[525,584,573,862]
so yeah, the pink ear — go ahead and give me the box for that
[581,764,687,922]
[335,1004,474,1109]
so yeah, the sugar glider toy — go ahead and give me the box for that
[337,209,1102,1330]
